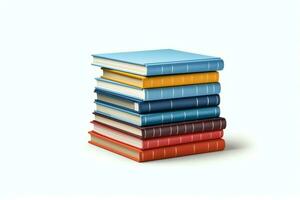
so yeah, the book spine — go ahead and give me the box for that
[142,130,223,149]
[143,72,219,88]
[142,118,226,139]
[144,83,221,101]
[146,59,224,76]
[139,95,220,113]
[141,107,220,126]
[140,139,225,162]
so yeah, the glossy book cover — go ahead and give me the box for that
[92,49,224,76]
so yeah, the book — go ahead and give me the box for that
[101,68,219,88]
[95,101,220,126]
[93,113,226,139]
[91,121,224,150]
[89,131,225,162]
[96,77,221,101]
[95,89,220,114]
[92,49,224,76]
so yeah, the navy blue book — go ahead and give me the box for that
[96,77,221,101]
[92,49,224,76]
[95,101,220,126]
[95,88,220,114]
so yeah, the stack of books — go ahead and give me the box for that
[89,49,226,162]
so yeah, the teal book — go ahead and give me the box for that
[96,78,221,101]
[95,100,220,126]
[92,49,224,76]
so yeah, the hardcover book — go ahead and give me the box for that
[95,89,220,114]
[101,68,219,88]
[89,131,225,162]
[96,77,221,101]
[92,49,224,76]
[94,113,226,139]
[95,101,220,126]
[91,121,224,149]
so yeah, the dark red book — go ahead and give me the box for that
[93,112,226,139]
[89,131,225,162]
[91,121,224,149]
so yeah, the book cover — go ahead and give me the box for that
[95,88,220,114]
[89,131,225,162]
[96,77,221,101]
[92,49,224,76]
[91,121,224,149]
[102,68,219,88]
[95,101,220,126]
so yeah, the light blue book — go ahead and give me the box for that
[96,77,221,101]
[95,101,220,126]
[92,49,224,76]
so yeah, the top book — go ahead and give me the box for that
[92,49,224,76]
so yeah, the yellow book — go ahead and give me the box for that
[101,69,219,88]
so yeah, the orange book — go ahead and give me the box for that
[101,68,219,88]
[88,131,225,162]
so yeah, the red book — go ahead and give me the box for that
[89,131,225,162]
[91,122,224,149]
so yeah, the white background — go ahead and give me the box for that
[0,0,300,199]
